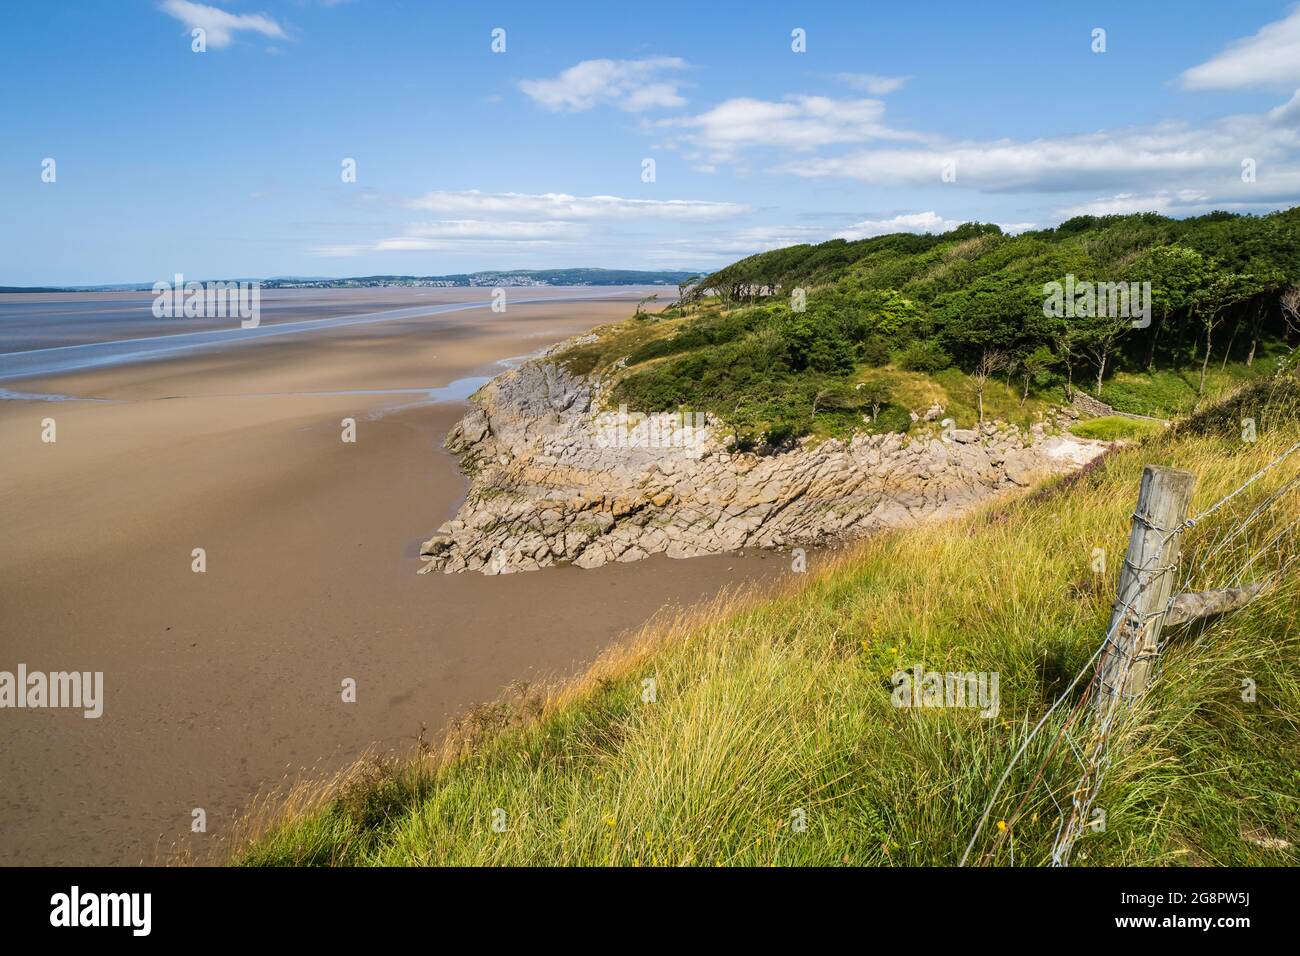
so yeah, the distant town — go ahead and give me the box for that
[1,268,702,294]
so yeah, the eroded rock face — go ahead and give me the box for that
[420,349,1108,575]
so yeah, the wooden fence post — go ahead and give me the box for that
[1095,465,1197,711]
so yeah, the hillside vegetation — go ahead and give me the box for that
[562,208,1300,447]
[236,374,1300,866]
[234,210,1300,867]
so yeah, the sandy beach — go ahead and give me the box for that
[0,288,791,865]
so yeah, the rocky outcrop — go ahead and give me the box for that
[420,347,1109,575]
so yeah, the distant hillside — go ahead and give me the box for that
[0,268,702,294]
[278,268,701,289]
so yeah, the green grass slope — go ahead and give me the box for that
[236,374,1300,867]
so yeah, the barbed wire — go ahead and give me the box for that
[1049,444,1300,862]
[1184,438,1300,527]
[1182,468,1300,589]
[1048,442,1299,866]
[960,436,1300,867]
[959,542,1172,866]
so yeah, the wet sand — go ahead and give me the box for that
[0,288,791,865]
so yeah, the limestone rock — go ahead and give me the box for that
[417,339,1110,575]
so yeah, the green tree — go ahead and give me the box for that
[1134,245,1204,370]
[1240,264,1287,368]
[854,376,893,421]
[1015,346,1056,406]
[676,275,703,314]
[1080,310,1132,397]
[1048,314,1083,401]
[859,288,922,338]
[1194,269,1254,395]
[783,313,855,374]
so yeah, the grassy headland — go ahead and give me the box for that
[561,208,1299,448]
[235,208,1300,866]
[236,373,1299,866]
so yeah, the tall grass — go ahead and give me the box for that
[1069,416,1165,442]
[235,376,1300,867]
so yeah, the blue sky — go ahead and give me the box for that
[3,0,1299,285]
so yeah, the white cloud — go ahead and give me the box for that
[835,72,910,95]
[1180,7,1300,91]
[308,244,371,258]
[399,220,581,240]
[159,0,286,49]
[655,95,922,163]
[1270,88,1300,126]
[834,212,1035,239]
[730,225,827,244]
[640,43,1299,215]
[1051,185,1300,218]
[775,109,1300,204]
[307,190,750,259]
[834,211,961,239]
[311,220,580,256]
[644,242,789,268]
[642,215,1036,265]
[370,237,568,253]
[520,57,689,112]
[778,124,1233,191]
[404,190,749,221]
[689,225,827,254]
[1056,190,1212,218]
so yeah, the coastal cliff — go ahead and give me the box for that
[420,339,1109,575]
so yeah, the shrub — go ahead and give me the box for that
[860,335,891,366]
[864,404,913,435]
[763,421,798,448]
[893,340,953,372]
